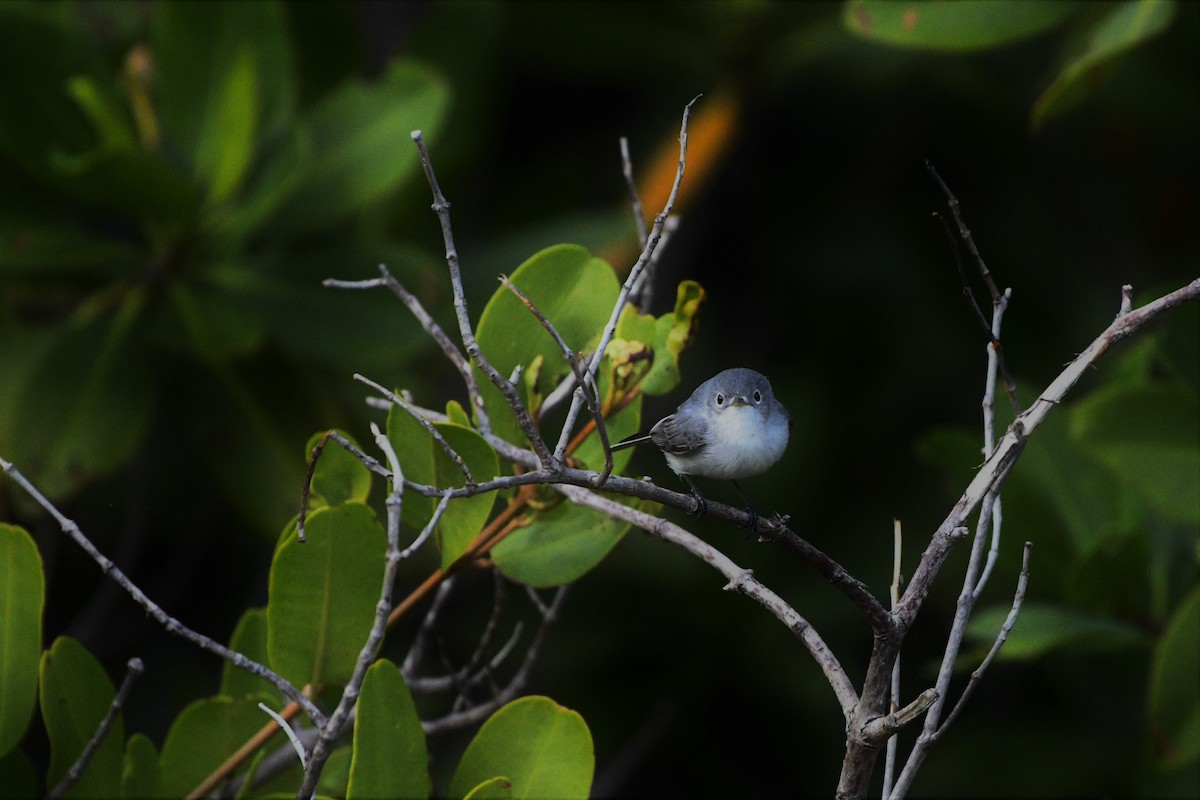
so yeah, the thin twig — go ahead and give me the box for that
[500,276,615,478]
[325,269,493,434]
[46,658,145,800]
[257,702,307,769]
[936,542,1033,737]
[882,520,904,800]
[927,162,1021,415]
[354,373,476,487]
[554,482,861,719]
[422,586,569,735]
[0,458,323,723]
[411,130,556,468]
[620,136,649,248]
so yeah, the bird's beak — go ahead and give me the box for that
[728,394,750,407]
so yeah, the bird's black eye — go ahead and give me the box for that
[753,390,763,403]
[715,393,725,406]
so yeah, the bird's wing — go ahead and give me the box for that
[649,413,708,455]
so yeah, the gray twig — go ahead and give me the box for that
[354,372,476,487]
[411,130,557,469]
[46,658,145,800]
[0,458,322,723]
[619,136,649,249]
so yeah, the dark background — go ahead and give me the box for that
[2,1,1197,797]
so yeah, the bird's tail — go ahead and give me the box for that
[609,433,652,452]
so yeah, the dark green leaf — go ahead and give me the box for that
[152,1,295,169]
[159,697,281,798]
[1070,383,1200,525]
[493,499,639,588]
[844,0,1077,51]
[219,608,281,705]
[269,60,448,235]
[966,602,1150,660]
[121,733,161,799]
[0,524,43,757]
[1033,0,1177,130]
[9,301,155,498]
[1147,586,1200,767]
[39,637,123,799]
[0,750,36,800]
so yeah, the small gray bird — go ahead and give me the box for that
[612,367,790,523]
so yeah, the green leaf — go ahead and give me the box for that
[493,500,637,588]
[159,697,281,798]
[39,637,124,799]
[347,659,430,800]
[152,0,295,169]
[0,750,36,800]
[449,696,593,800]
[156,282,267,362]
[9,299,155,498]
[463,777,513,799]
[219,608,281,704]
[1032,0,1177,130]
[48,146,200,225]
[269,60,448,235]
[1147,586,1200,768]
[195,45,259,205]
[386,413,500,569]
[0,524,43,757]
[966,602,1150,660]
[121,733,161,799]
[0,10,105,184]
[306,430,372,510]
[844,0,1077,51]
[642,280,704,396]
[1070,383,1200,525]
[475,244,620,444]
[64,75,136,152]
[267,503,386,687]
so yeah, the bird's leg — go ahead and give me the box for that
[680,474,708,516]
[731,480,759,532]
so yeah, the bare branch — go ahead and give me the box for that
[0,457,323,723]
[422,586,569,735]
[554,482,860,719]
[46,658,145,800]
[500,275,615,478]
[354,372,476,487]
[937,541,1032,737]
[411,130,556,469]
[619,136,649,248]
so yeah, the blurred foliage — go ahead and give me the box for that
[0,0,1197,797]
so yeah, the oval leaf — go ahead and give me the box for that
[449,696,593,800]
[267,503,386,687]
[347,659,430,800]
[474,244,620,444]
[386,411,499,568]
[159,697,280,798]
[219,607,281,705]
[1070,383,1200,525]
[845,0,1078,51]
[39,637,123,799]
[1147,587,1200,767]
[492,501,636,588]
[121,733,161,799]
[306,430,372,510]
[0,525,43,757]
[1032,0,1177,130]
[966,602,1150,660]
